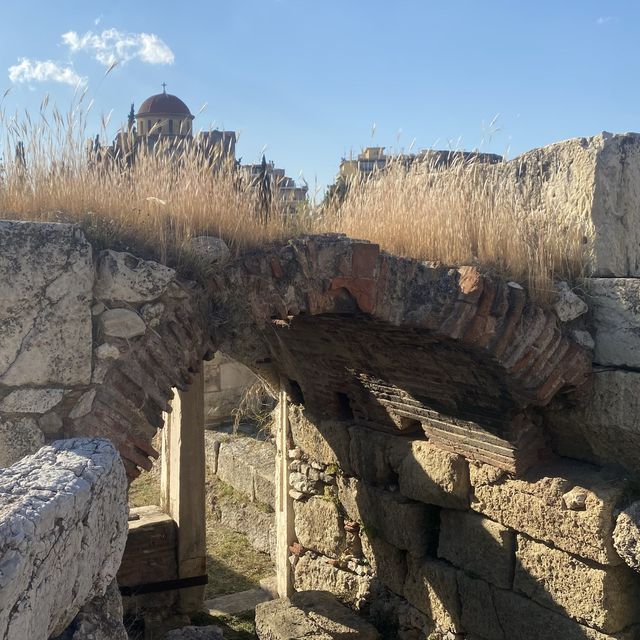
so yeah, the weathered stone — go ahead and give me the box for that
[0,388,65,413]
[94,249,175,302]
[546,370,640,478]
[398,440,469,509]
[0,221,93,386]
[456,572,505,640]
[403,556,462,634]
[255,590,379,640]
[0,416,44,467]
[514,536,640,633]
[215,496,276,558]
[348,426,410,486]
[55,580,127,640]
[188,237,231,266]
[140,302,165,327]
[0,438,128,640]
[204,430,225,475]
[95,343,120,360]
[587,278,640,368]
[337,476,437,556]
[294,497,346,558]
[38,411,64,436]
[293,555,372,609]
[492,586,639,640]
[614,501,640,573]
[99,308,147,339]
[289,406,352,472]
[360,531,407,596]
[68,389,96,420]
[165,625,224,639]
[438,510,514,589]
[554,281,588,322]
[216,435,276,506]
[498,132,640,277]
[470,460,626,564]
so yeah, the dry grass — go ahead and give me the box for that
[0,98,595,301]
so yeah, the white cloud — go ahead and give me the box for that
[62,28,174,66]
[596,16,615,25]
[8,58,86,87]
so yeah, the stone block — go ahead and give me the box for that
[289,405,352,472]
[293,555,372,609]
[0,221,93,386]
[94,249,175,302]
[403,556,462,634]
[456,572,505,640]
[546,370,640,478]
[337,476,438,556]
[216,497,276,558]
[587,278,640,368]
[99,308,147,339]
[0,388,65,413]
[166,625,224,639]
[0,416,44,467]
[360,531,407,596]
[348,425,410,486]
[398,440,469,509]
[215,435,275,507]
[294,497,346,558]
[204,430,225,475]
[496,132,640,277]
[492,587,639,640]
[614,501,640,573]
[0,438,128,639]
[438,510,514,589]
[470,460,626,565]
[514,536,640,633]
[255,590,379,640]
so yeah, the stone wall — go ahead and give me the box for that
[0,438,128,640]
[287,407,640,640]
[205,429,276,557]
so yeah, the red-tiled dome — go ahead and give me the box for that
[136,93,192,117]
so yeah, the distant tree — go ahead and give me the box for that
[257,154,272,224]
[127,104,136,132]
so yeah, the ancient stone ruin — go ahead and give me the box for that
[1,132,640,639]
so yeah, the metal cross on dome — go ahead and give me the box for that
[161,82,167,93]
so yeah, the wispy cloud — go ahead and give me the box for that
[596,16,616,25]
[8,58,86,87]
[62,28,174,66]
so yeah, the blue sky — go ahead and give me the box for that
[0,1,638,197]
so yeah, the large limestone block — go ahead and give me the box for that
[0,438,128,640]
[587,278,640,367]
[94,249,175,302]
[348,425,410,486]
[515,536,640,633]
[403,556,462,634]
[398,440,470,509]
[294,496,346,557]
[337,476,438,556]
[491,587,639,640]
[0,416,44,467]
[255,590,379,640]
[438,510,514,589]
[293,555,372,609]
[0,387,65,413]
[360,531,407,596]
[0,221,93,386]
[500,132,640,277]
[470,461,626,565]
[456,572,505,640]
[216,498,276,558]
[614,501,640,573]
[546,370,640,477]
[216,435,275,506]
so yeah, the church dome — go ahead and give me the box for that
[136,92,193,118]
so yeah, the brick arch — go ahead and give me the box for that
[216,235,592,475]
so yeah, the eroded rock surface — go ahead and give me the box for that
[0,438,128,640]
[0,221,93,386]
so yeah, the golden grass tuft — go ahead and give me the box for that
[0,99,595,302]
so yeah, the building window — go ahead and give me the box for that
[168,119,173,134]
